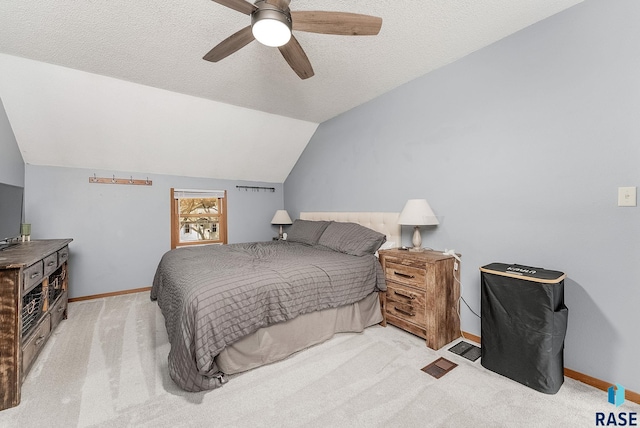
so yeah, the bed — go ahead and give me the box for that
[151,212,400,392]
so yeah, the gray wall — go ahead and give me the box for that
[25,164,284,299]
[284,0,640,392]
[0,97,24,186]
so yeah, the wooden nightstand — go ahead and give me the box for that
[378,249,461,350]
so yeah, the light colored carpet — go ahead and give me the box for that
[1,292,637,427]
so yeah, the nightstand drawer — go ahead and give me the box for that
[386,282,426,326]
[384,262,426,289]
[386,282,426,307]
[386,299,426,327]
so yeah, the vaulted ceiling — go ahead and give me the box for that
[0,0,583,182]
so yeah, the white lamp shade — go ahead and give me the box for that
[398,199,439,226]
[271,210,292,225]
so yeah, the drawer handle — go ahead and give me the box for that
[35,335,46,346]
[57,306,65,313]
[394,306,415,317]
[393,290,416,300]
[47,261,55,267]
[393,271,415,279]
[30,272,41,279]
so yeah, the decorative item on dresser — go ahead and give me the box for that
[378,248,460,350]
[0,239,72,411]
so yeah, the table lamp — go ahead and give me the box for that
[271,210,292,239]
[398,199,439,251]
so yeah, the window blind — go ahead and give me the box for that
[173,189,225,199]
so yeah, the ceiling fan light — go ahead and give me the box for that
[251,8,292,47]
[252,19,291,47]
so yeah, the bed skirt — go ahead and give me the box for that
[216,292,383,374]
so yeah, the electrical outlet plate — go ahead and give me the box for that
[618,187,637,207]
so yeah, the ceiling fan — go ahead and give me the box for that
[203,0,383,79]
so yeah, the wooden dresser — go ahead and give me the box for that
[379,249,460,350]
[0,239,72,411]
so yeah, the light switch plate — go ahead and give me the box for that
[618,187,637,207]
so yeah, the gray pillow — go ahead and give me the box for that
[286,220,330,245]
[318,222,387,256]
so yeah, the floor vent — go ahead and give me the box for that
[448,340,482,362]
[421,357,458,379]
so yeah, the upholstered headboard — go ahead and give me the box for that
[300,212,401,247]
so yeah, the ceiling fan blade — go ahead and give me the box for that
[264,0,291,10]
[211,0,257,15]
[291,11,382,36]
[278,35,314,80]
[203,26,255,62]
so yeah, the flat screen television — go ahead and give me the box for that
[0,182,24,251]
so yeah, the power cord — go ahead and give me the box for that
[461,295,481,319]
[444,249,481,341]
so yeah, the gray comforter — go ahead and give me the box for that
[151,240,386,392]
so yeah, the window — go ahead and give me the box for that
[170,188,227,249]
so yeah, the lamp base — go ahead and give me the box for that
[410,225,423,252]
[408,247,424,252]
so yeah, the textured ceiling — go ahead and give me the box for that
[0,0,583,182]
[0,0,582,123]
